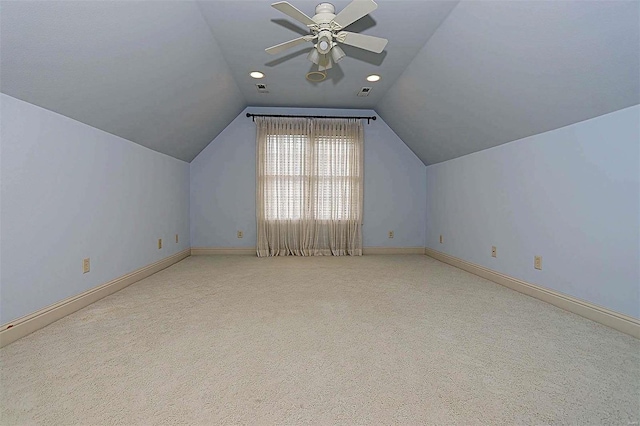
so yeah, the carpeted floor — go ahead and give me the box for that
[1,255,638,425]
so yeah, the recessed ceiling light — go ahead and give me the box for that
[306,71,326,82]
[366,74,381,82]
[250,71,265,79]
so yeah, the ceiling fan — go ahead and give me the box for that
[265,0,388,72]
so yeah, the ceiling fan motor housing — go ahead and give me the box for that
[313,3,337,28]
[315,3,335,16]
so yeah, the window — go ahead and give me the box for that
[263,133,361,221]
[256,116,363,256]
[314,135,358,220]
[264,134,308,220]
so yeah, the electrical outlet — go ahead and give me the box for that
[158,238,162,249]
[237,230,243,239]
[491,246,497,258]
[175,234,179,243]
[439,235,443,244]
[388,231,394,239]
[534,256,542,270]
[83,258,90,274]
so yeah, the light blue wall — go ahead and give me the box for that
[425,105,640,318]
[0,94,190,324]
[190,107,426,249]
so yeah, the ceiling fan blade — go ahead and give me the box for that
[265,36,310,55]
[337,31,387,53]
[332,0,378,29]
[271,2,316,27]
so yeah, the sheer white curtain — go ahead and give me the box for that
[256,116,363,257]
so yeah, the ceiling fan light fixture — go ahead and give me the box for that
[330,45,346,63]
[250,71,265,79]
[316,30,333,54]
[366,74,381,82]
[307,48,320,65]
[318,54,333,71]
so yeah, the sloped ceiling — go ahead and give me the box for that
[0,1,245,162]
[378,0,640,165]
[1,1,638,164]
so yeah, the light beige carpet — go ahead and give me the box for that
[1,255,638,425]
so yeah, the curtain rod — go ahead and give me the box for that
[246,113,377,124]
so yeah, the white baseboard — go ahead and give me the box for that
[424,247,640,339]
[191,247,256,255]
[191,247,424,256]
[0,249,191,348]
[363,247,425,255]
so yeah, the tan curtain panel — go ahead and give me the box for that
[256,116,363,257]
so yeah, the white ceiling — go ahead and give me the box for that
[1,0,638,164]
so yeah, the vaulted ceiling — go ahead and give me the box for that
[2,1,638,164]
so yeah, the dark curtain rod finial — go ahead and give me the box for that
[246,113,377,124]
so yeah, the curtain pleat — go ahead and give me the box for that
[256,117,363,257]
